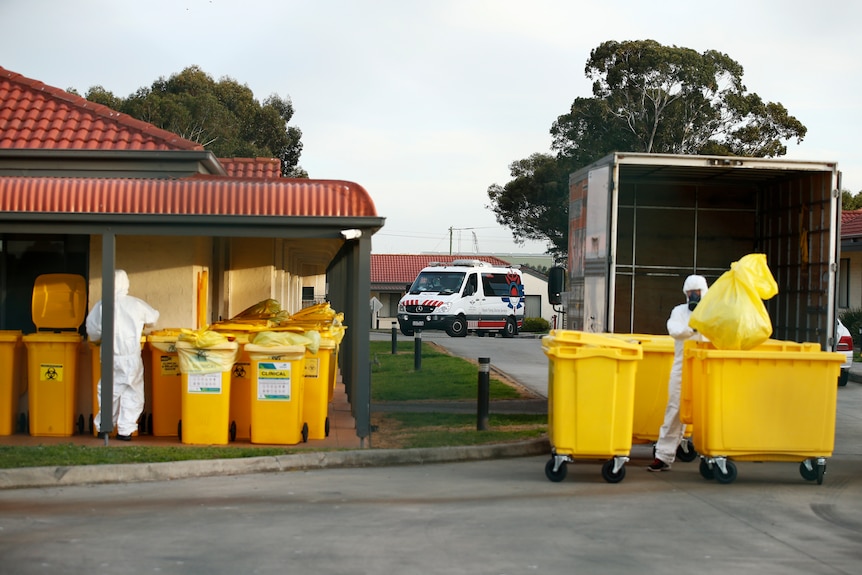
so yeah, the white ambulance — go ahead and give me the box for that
[397,259,525,337]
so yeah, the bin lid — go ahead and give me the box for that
[543,330,642,352]
[31,273,87,331]
[0,330,22,342]
[22,332,83,344]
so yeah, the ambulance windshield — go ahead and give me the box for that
[409,272,465,295]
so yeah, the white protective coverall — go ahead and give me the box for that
[654,274,709,465]
[86,270,160,436]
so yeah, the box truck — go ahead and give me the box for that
[555,152,841,350]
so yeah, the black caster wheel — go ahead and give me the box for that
[676,440,698,463]
[18,413,26,433]
[601,459,626,483]
[544,458,567,482]
[799,461,817,482]
[699,459,714,480]
[301,422,309,443]
[714,460,737,484]
[177,420,182,442]
[76,414,85,435]
[229,421,237,442]
[324,417,330,437]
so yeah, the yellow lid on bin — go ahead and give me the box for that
[543,329,643,352]
[31,273,86,331]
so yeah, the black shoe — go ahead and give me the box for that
[647,458,670,472]
[116,434,132,442]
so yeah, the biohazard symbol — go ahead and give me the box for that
[233,364,247,378]
[502,272,524,311]
[45,367,59,380]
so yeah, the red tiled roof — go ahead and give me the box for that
[0,175,377,217]
[371,254,513,284]
[842,209,862,237]
[220,157,281,179]
[0,66,202,151]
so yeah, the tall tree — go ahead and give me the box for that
[84,66,306,177]
[488,40,807,257]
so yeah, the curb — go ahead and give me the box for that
[0,438,551,490]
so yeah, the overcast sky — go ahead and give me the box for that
[2,0,860,255]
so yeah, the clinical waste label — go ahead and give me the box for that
[187,372,222,393]
[304,357,320,378]
[159,355,180,377]
[257,361,291,400]
[39,363,64,382]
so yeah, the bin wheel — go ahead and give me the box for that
[676,439,698,463]
[817,462,826,485]
[714,460,737,484]
[324,417,330,437]
[18,413,26,433]
[177,420,182,442]
[544,458,567,482]
[147,413,153,436]
[799,460,817,481]
[699,458,714,480]
[229,421,237,442]
[601,459,626,483]
[88,414,94,435]
[301,422,309,443]
[76,414,85,435]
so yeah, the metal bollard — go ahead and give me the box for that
[391,321,398,354]
[414,330,422,371]
[477,357,490,430]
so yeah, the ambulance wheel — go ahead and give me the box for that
[601,459,625,483]
[302,423,309,443]
[325,417,330,437]
[676,439,698,462]
[699,459,714,480]
[177,420,182,442]
[446,315,467,337]
[714,460,737,484]
[229,421,237,442]
[76,414,85,435]
[502,317,517,338]
[544,458,567,482]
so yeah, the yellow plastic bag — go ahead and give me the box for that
[689,253,778,350]
[251,330,320,354]
[177,328,230,348]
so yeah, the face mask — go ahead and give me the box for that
[687,292,701,311]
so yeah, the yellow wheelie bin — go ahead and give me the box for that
[22,274,86,437]
[176,337,239,445]
[303,335,336,439]
[0,330,23,435]
[146,330,184,437]
[245,340,308,445]
[683,340,842,484]
[541,330,641,483]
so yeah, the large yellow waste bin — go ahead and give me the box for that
[146,331,183,437]
[245,343,308,445]
[176,340,239,445]
[541,330,641,483]
[302,337,335,440]
[22,274,86,437]
[685,343,844,484]
[229,334,253,441]
[0,330,23,435]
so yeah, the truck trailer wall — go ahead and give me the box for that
[565,153,839,349]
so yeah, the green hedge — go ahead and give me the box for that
[521,317,550,333]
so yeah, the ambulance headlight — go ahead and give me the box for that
[436,302,451,313]
[398,302,406,313]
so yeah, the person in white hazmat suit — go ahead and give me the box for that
[86,270,159,441]
[647,274,709,471]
